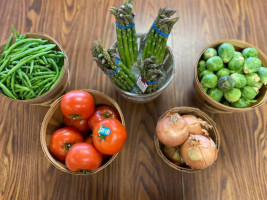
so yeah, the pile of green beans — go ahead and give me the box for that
[0,27,65,100]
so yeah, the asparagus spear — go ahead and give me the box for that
[138,56,164,93]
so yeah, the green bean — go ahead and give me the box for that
[6,76,11,88]
[11,73,17,98]
[10,42,39,55]
[37,87,47,97]
[47,58,59,74]
[0,82,17,99]
[30,60,34,74]
[0,57,11,72]
[7,51,51,76]
[17,69,23,80]
[4,33,14,52]
[32,71,56,76]
[3,39,44,59]
[37,57,45,65]
[21,71,32,87]
[11,25,19,39]
[14,84,30,91]
[30,74,55,82]
[49,63,64,89]
[41,56,48,64]
[10,44,56,61]
[18,34,26,40]
[32,77,53,89]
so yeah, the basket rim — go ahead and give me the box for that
[154,106,220,173]
[194,39,267,111]
[40,89,125,175]
[109,32,176,98]
[0,32,69,103]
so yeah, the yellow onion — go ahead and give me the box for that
[163,145,184,165]
[180,134,217,170]
[156,112,189,146]
[182,115,212,136]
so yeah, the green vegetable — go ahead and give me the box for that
[234,51,243,58]
[199,70,213,79]
[197,60,206,75]
[224,88,241,103]
[207,88,223,102]
[0,27,65,100]
[231,98,256,108]
[216,68,230,79]
[241,86,258,100]
[245,73,261,87]
[202,87,208,93]
[218,43,235,63]
[203,48,217,60]
[222,101,230,106]
[201,74,218,88]
[218,75,235,92]
[230,73,247,88]
[206,56,223,71]
[228,56,244,73]
[242,48,258,59]
[257,67,267,85]
[243,57,262,74]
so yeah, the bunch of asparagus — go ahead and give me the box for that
[138,56,164,93]
[110,0,138,69]
[91,41,136,91]
[142,8,179,63]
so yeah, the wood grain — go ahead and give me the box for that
[0,0,266,199]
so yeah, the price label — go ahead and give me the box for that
[98,126,111,136]
[136,76,148,93]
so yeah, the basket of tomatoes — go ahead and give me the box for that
[40,89,127,175]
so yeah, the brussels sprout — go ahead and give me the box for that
[202,87,208,93]
[222,101,230,106]
[230,73,247,88]
[224,88,241,103]
[228,56,244,73]
[218,75,235,92]
[253,82,263,90]
[207,88,223,102]
[241,86,258,100]
[199,70,213,79]
[243,57,262,74]
[234,51,243,58]
[245,73,261,87]
[201,74,218,88]
[206,56,223,71]
[218,43,235,63]
[231,98,256,108]
[197,60,206,75]
[216,68,230,79]
[242,48,258,59]
[203,48,217,60]
[257,67,267,85]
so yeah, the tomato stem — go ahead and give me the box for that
[82,169,93,175]
[64,143,74,151]
[101,108,113,119]
[68,114,82,122]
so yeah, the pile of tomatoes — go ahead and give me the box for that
[49,90,127,172]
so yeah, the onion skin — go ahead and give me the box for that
[180,134,218,170]
[182,115,203,135]
[156,112,189,146]
[163,146,184,165]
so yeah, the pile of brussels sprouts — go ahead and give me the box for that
[197,43,267,108]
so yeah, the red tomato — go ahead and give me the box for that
[64,117,89,133]
[93,118,127,155]
[61,90,95,120]
[85,136,93,145]
[65,143,102,172]
[49,127,84,161]
[88,105,121,130]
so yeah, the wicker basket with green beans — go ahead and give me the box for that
[142,8,179,63]
[110,0,138,69]
[0,27,65,100]
[91,41,136,91]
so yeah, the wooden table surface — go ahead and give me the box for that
[0,0,267,199]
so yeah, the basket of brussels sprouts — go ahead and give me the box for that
[194,40,267,113]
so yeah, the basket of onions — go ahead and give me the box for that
[154,107,220,172]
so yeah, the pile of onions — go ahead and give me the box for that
[180,134,217,169]
[156,111,218,170]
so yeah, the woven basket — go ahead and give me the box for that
[154,107,220,173]
[0,33,70,106]
[40,89,125,175]
[194,40,267,113]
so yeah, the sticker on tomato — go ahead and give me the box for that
[98,126,111,136]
